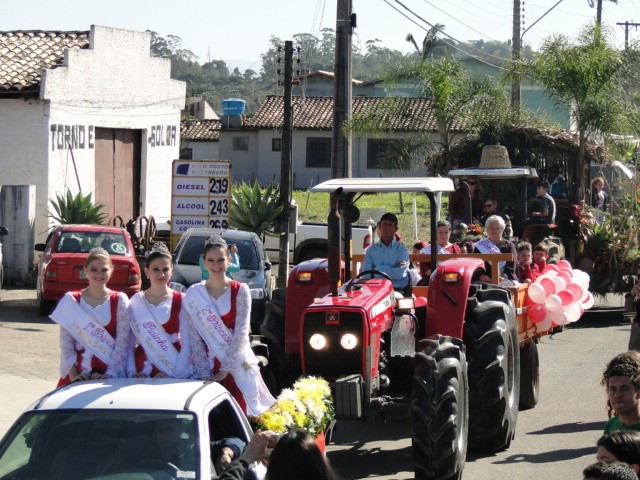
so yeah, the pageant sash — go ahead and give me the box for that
[473,239,506,272]
[129,294,180,376]
[420,244,451,255]
[473,238,501,254]
[185,284,275,415]
[187,286,238,365]
[50,294,115,367]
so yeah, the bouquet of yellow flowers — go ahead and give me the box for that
[254,376,335,436]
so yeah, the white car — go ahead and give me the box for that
[0,379,258,480]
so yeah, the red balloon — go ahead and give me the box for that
[567,283,585,303]
[557,271,573,285]
[528,304,547,323]
[557,260,572,271]
[540,277,556,296]
[542,264,560,274]
[525,295,538,307]
[557,289,574,306]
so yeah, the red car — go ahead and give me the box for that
[35,225,141,315]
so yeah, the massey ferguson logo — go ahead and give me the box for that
[325,312,340,325]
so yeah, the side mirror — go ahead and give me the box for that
[265,262,272,271]
[0,227,7,236]
[35,243,46,252]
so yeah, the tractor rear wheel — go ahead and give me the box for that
[519,340,539,410]
[412,335,468,480]
[464,285,520,452]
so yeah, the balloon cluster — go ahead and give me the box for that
[526,260,593,331]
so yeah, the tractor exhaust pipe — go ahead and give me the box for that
[328,188,343,297]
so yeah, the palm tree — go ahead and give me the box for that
[406,24,450,60]
[346,58,508,176]
[511,23,637,201]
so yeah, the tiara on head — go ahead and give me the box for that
[149,242,170,254]
[89,247,109,256]
[205,234,227,247]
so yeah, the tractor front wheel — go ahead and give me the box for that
[412,335,468,480]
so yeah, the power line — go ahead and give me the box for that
[419,0,502,42]
[384,0,512,68]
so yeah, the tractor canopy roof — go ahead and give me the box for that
[310,177,455,194]
[448,167,539,179]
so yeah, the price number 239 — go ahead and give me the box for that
[209,178,229,194]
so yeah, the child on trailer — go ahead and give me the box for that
[515,241,541,284]
[533,243,549,272]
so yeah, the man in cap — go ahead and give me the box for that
[361,212,410,295]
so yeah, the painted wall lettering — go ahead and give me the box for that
[50,125,94,151]
[148,125,177,147]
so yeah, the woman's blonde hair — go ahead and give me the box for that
[85,247,112,268]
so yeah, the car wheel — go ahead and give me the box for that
[38,297,54,316]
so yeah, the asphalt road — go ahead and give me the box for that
[0,288,632,479]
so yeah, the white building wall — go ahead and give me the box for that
[189,142,220,160]
[36,25,185,243]
[0,100,50,240]
[218,130,259,184]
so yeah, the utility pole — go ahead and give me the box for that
[511,0,521,108]
[617,21,640,49]
[596,0,603,24]
[277,41,294,289]
[332,0,353,179]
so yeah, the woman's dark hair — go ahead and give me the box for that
[145,242,172,268]
[597,431,640,467]
[265,429,338,480]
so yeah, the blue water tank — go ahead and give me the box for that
[221,98,246,116]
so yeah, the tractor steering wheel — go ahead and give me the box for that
[355,270,392,282]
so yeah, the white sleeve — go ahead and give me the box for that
[106,293,130,378]
[54,294,79,378]
[174,307,194,378]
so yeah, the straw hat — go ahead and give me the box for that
[479,145,511,169]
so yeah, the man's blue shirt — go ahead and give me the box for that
[361,238,409,289]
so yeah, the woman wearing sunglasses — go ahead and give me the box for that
[447,176,483,225]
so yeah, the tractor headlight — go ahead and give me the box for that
[340,333,358,350]
[309,333,327,350]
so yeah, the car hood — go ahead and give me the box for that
[172,265,266,290]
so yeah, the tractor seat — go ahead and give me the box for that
[522,223,557,244]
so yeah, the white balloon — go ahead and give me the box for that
[573,270,590,289]
[566,304,582,323]
[550,308,569,326]
[544,269,558,278]
[582,292,595,310]
[551,276,567,293]
[537,315,553,332]
[528,283,547,304]
[545,294,562,311]
[534,274,548,284]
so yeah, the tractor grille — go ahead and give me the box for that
[302,311,363,378]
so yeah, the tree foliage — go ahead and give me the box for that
[346,57,509,175]
[511,23,639,201]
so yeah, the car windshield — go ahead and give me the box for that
[178,235,260,270]
[0,410,199,480]
[56,232,130,256]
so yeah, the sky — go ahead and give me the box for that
[0,0,637,72]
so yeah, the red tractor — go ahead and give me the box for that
[262,177,547,480]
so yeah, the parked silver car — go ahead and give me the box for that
[171,228,273,332]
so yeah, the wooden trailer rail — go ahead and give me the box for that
[348,253,514,285]
[348,252,544,346]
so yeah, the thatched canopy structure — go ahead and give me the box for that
[444,125,609,172]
